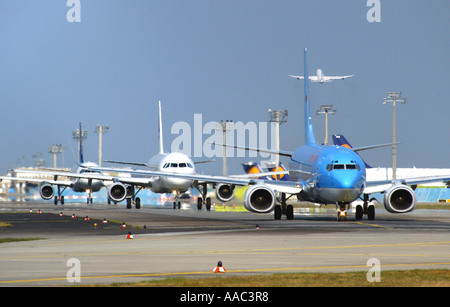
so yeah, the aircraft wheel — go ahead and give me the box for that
[126,199,132,209]
[286,205,294,220]
[197,197,202,210]
[355,205,363,220]
[54,196,58,205]
[274,205,282,220]
[135,197,141,209]
[368,206,375,220]
[206,197,211,211]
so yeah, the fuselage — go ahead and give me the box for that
[289,144,366,204]
[146,152,195,194]
[72,162,104,193]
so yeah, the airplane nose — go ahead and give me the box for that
[331,172,364,202]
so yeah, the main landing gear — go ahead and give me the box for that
[53,186,67,205]
[354,194,376,221]
[126,186,142,209]
[274,193,294,220]
[195,183,212,211]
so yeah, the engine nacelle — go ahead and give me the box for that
[243,184,276,213]
[215,183,235,202]
[107,182,127,203]
[40,183,55,200]
[383,184,416,213]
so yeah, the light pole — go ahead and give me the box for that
[48,144,64,169]
[383,92,406,180]
[215,120,234,176]
[268,109,288,180]
[95,124,109,167]
[316,105,336,145]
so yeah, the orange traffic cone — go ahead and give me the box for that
[121,222,126,229]
[126,232,134,239]
[213,261,226,273]
[85,216,90,221]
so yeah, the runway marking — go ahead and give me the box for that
[1,241,449,260]
[1,262,450,285]
[352,221,393,229]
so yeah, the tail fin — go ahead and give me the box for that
[332,134,372,168]
[304,48,317,146]
[265,162,291,181]
[158,100,164,154]
[242,162,263,175]
[78,122,84,164]
[332,134,352,148]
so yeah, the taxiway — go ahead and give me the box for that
[0,201,449,286]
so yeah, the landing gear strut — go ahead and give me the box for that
[126,185,142,209]
[196,183,212,211]
[53,186,67,205]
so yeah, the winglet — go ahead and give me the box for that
[158,100,164,154]
[304,48,317,146]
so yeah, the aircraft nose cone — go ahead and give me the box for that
[331,172,364,202]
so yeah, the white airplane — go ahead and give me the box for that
[289,68,353,83]
[3,123,105,204]
[1,110,200,209]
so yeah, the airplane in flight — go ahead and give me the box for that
[86,49,450,221]
[3,123,105,204]
[289,68,353,83]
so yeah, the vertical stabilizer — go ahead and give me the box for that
[303,48,317,146]
[158,100,164,154]
[78,123,84,164]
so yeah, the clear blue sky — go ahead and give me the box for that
[1,1,449,175]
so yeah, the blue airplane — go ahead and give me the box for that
[85,48,450,221]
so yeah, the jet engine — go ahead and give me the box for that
[383,184,416,213]
[107,182,127,203]
[215,183,235,202]
[40,183,55,200]
[243,184,276,213]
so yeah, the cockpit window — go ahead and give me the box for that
[326,164,361,171]
[179,163,186,167]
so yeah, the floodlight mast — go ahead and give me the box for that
[215,120,234,176]
[316,105,336,145]
[95,124,109,167]
[382,92,406,180]
[268,109,288,180]
[48,144,64,169]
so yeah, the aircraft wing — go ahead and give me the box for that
[214,143,293,157]
[86,165,303,195]
[323,74,354,81]
[289,75,319,82]
[8,169,154,187]
[364,175,450,194]
[288,74,304,80]
[0,175,73,187]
